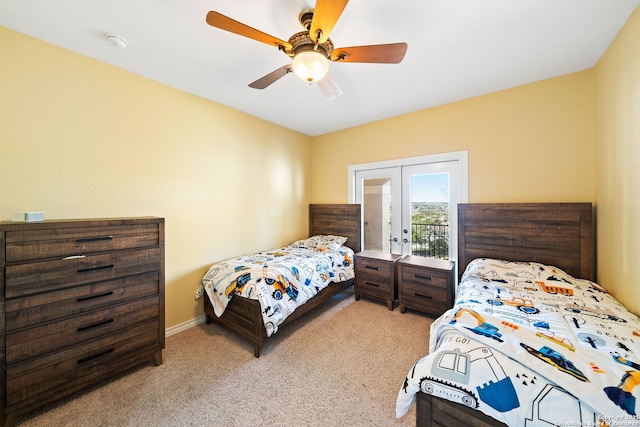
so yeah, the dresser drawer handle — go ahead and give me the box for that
[76,236,114,243]
[77,291,114,302]
[415,274,434,281]
[63,255,86,260]
[77,318,114,332]
[414,293,433,299]
[365,281,380,287]
[76,291,113,302]
[77,348,114,364]
[365,266,381,271]
[77,264,114,273]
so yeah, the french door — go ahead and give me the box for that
[349,152,467,261]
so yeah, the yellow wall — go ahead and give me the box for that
[0,27,312,329]
[594,7,640,315]
[311,71,595,204]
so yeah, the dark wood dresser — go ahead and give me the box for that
[0,217,165,426]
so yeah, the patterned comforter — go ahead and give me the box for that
[199,241,354,337]
[396,258,640,426]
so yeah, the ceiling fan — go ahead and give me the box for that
[205,0,408,100]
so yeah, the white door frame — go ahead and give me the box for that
[348,151,469,262]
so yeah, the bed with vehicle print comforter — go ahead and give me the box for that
[396,258,640,426]
[199,235,355,337]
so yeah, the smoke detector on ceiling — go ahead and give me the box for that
[105,34,128,49]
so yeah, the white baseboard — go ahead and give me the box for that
[165,314,207,337]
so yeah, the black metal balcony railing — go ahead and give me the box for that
[410,223,449,259]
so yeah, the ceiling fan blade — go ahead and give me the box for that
[331,43,408,63]
[309,0,349,44]
[248,65,292,89]
[317,72,343,101]
[206,11,292,52]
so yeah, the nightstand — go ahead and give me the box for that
[398,256,455,316]
[354,251,401,310]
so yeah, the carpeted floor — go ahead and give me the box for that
[16,288,432,426]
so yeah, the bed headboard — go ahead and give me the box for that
[309,204,361,253]
[458,203,594,281]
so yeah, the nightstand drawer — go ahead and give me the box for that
[355,275,392,300]
[401,265,449,288]
[401,282,449,314]
[356,257,394,278]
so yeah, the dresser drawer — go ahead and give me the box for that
[400,265,449,289]
[5,247,161,298]
[5,271,160,331]
[5,321,159,406]
[5,223,160,262]
[6,295,160,364]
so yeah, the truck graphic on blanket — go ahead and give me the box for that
[486,296,540,314]
[420,346,519,412]
[450,308,504,342]
[520,343,589,382]
[564,302,627,323]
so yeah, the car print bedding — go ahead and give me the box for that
[198,235,355,337]
[396,258,640,426]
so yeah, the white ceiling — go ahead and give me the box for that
[2,0,639,136]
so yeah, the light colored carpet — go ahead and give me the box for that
[16,288,431,426]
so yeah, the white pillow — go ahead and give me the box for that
[292,235,348,250]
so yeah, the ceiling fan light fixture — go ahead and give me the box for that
[291,50,329,83]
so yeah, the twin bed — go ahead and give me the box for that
[397,203,640,426]
[199,202,640,425]
[200,204,360,358]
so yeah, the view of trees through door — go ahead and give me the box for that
[350,152,467,261]
[406,172,450,259]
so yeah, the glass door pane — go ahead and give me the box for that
[363,178,392,252]
[408,173,449,258]
[354,168,402,254]
[402,162,459,259]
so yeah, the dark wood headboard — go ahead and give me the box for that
[458,203,594,281]
[309,204,361,253]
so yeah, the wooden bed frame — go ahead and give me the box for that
[416,202,594,427]
[203,204,361,358]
